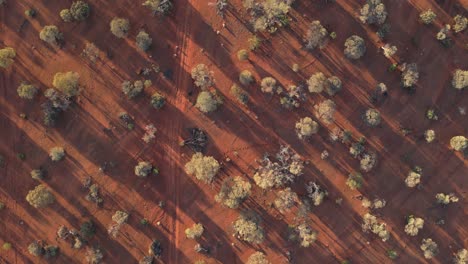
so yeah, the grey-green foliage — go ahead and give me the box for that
[452,69,467,90]
[401,63,419,88]
[344,35,366,59]
[61,1,90,22]
[143,0,173,15]
[305,20,328,50]
[110,17,130,38]
[420,9,436,25]
[195,91,221,113]
[39,25,63,45]
[215,177,251,209]
[359,0,387,25]
[17,82,38,100]
[233,212,264,244]
[136,31,152,51]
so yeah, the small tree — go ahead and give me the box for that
[295,117,318,139]
[324,76,342,96]
[136,31,152,51]
[17,82,38,100]
[307,72,326,93]
[424,129,436,143]
[191,64,214,89]
[39,25,63,45]
[230,84,249,105]
[453,15,467,33]
[454,249,468,264]
[247,251,270,264]
[260,77,278,94]
[362,213,390,241]
[60,9,73,22]
[85,247,103,264]
[122,80,145,99]
[305,20,328,50]
[314,99,336,124]
[450,136,467,151]
[405,168,422,187]
[28,241,44,257]
[421,238,438,259]
[195,91,221,113]
[405,216,424,236]
[248,35,262,51]
[0,47,16,68]
[49,147,65,161]
[420,9,436,25]
[274,187,298,212]
[435,193,459,205]
[53,71,80,97]
[359,0,387,25]
[185,223,204,239]
[239,70,254,86]
[151,92,166,109]
[363,108,381,126]
[452,69,467,90]
[237,49,249,61]
[401,63,419,88]
[346,172,363,190]
[233,212,264,244]
[80,220,96,240]
[26,185,55,208]
[70,1,90,20]
[215,176,251,209]
[306,182,327,206]
[185,153,220,184]
[296,223,318,247]
[135,161,153,177]
[344,35,366,60]
[110,17,130,38]
[142,0,173,15]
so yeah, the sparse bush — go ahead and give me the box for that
[26,185,55,208]
[112,210,129,225]
[296,223,318,247]
[185,153,220,184]
[260,77,278,94]
[81,42,100,62]
[424,129,436,143]
[17,82,38,100]
[280,84,303,109]
[452,69,467,90]
[426,108,438,121]
[314,99,336,124]
[239,70,254,86]
[387,250,399,260]
[243,0,294,32]
[324,76,342,96]
[453,15,467,33]
[247,251,270,264]
[0,47,16,68]
[362,213,390,241]
[382,44,397,58]
[143,0,173,15]
[401,63,419,88]
[274,187,298,212]
[39,25,62,45]
[53,71,80,97]
[86,184,103,205]
[421,238,438,259]
[185,223,204,239]
[253,146,303,189]
[237,49,249,61]
[420,9,436,25]
[195,91,221,113]
[295,117,318,139]
[215,176,251,209]
[435,193,459,205]
[230,84,249,105]
[405,216,424,236]
[135,161,153,177]
[136,31,152,51]
[85,247,103,264]
[306,182,328,206]
[307,72,326,93]
[151,92,166,109]
[405,169,421,188]
[233,212,264,244]
[49,147,65,161]
[110,17,130,38]
[453,249,468,264]
[344,35,366,59]
[191,64,214,90]
[346,172,363,190]
[450,136,467,151]
[305,20,328,50]
[359,0,387,25]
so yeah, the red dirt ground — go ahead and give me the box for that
[1,0,467,263]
